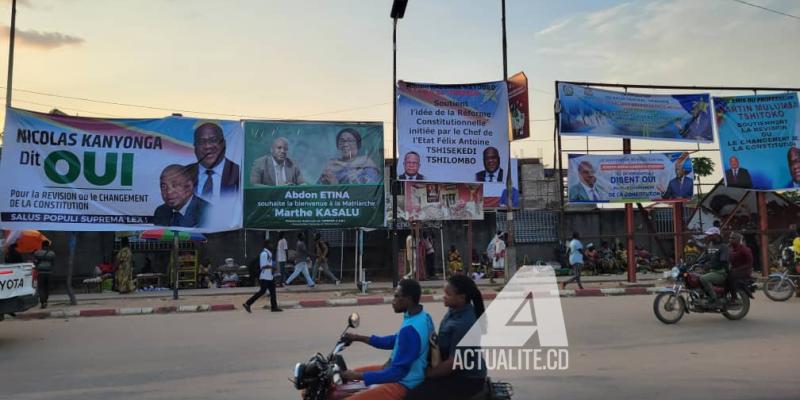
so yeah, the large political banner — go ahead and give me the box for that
[714,92,800,191]
[567,152,694,204]
[0,108,243,232]
[558,83,714,143]
[508,72,530,140]
[397,80,510,184]
[243,121,384,229]
[404,182,483,221]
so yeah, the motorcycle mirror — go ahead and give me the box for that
[348,313,360,329]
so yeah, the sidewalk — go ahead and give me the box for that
[10,273,663,321]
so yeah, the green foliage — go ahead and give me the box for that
[780,190,800,204]
[692,157,715,178]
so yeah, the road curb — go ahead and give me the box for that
[10,286,659,322]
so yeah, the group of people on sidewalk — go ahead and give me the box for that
[562,227,756,302]
[243,232,342,314]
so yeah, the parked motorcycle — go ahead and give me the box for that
[291,313,514,400]
[653,258,755,324]
[763,245,800,301]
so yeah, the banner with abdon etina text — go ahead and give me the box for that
[0,108,244,232]
[397,80,510,184]
[243,120,385,229]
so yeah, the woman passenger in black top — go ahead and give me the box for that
[406,275,487,400]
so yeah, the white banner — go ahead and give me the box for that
[0,108,243,232]
[397,81,510,184]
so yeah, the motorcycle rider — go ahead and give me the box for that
[699,227,729,308]
[341,279,434,400]
[726,231,753,297]
[406,275,487,400]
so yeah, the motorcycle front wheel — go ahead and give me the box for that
[763,276,795,302]
[653,292,686,324]
[722,289,751,320]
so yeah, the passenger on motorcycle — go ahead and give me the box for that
[699,227,729,307]
[406,275,487,400]
[341,279,434,400]
[727,232,753,295]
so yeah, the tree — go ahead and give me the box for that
[779,190,800,205]
[692,157,715,231]
[692,156,715,199]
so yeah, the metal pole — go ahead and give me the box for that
[440,227,446,281]
[554,81,566,242]
[757,192,770,277]
[5,0,16,110]
[339,231,344,281]
[391,17,400,289]
[467,220,473,276]
[501,0,515,278]
[623,139,636,283]
[672,203,684,263]
[172,230,179,300]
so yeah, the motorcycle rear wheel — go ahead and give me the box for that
[722,289,750,320]
[653,292,685,324]
[763,276,794,302]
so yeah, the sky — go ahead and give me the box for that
[0,0,798,181]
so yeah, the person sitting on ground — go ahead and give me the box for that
[585,243,599,274]
[447,246,464,275]
[406,275,487,400]
[340,279,434,400]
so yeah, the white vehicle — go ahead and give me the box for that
[0,262,38,320]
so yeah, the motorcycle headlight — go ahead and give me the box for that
[670,267,680,279]
[293,363,306,390]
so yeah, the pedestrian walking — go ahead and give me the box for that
[284,233,315,288]
[243,239,282,313]
[562,232,585,290]
[275,232,288,287]
[33,240,55,309]
[423,232,436,279]
[313,233,340,285]
[490,232,506,284]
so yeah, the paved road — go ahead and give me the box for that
[1,294,798,400]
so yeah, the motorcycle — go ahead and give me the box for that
[291,313,514,400]
[653,257,755,324]
[763,244,800,301]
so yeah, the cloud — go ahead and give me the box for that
[536,18,572,37]
[0,26,84,49]
[531,0,800,86]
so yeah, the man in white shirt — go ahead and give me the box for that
[243,239,282,313]
[275,232,288,287]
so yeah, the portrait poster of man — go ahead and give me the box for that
[243,120,385,229]
[397,80,510,184]
[0,108,244,232]
[567,152,693,204]
[714,92,800,191]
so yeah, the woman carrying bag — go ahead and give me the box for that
[406,275,487,400]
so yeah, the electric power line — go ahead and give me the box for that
[0,86,392,120]
[729,0,800,20]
